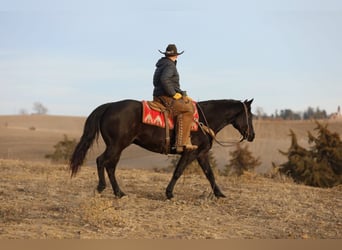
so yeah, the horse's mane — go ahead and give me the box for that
[197,99,242,107]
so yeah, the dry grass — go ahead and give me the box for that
[0,159,341,239]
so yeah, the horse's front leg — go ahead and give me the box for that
[197,153,226,198]
[166,153,196,199]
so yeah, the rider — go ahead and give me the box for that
[153,44,198,153]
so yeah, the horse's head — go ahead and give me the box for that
[232,99,255,142]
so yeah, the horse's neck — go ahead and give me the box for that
[200,100,241,133]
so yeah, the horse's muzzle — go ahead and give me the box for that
[247,132,255,142]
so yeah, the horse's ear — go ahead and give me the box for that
[244,99,254,105]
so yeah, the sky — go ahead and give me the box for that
[0,0,341,116]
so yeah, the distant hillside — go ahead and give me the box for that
[1,115,341,173]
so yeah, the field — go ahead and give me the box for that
[0,115,341,239]
[1,114,342,172]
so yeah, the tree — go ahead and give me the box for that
[33,102,48,115]
[279,109,301,120]
[222,144,261,176]
[277,121,342,187]
[45,134,77,164]
[19,109,28,115]
[303,107,327,120]
[307,122,342,176]
[255,107,268,120]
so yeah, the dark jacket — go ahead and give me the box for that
[153,57,184,97]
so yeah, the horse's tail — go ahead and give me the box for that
[70,103,110,177]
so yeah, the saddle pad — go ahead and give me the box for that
[142,101,199,131]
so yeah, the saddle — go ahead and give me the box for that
[142,100,199,130]
[142,100,199,154]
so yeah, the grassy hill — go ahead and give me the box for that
[0,159,341,239]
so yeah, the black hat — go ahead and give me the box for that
[158,44,184,56]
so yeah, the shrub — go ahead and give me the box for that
[222,144,261,176]
[45,134,77,164]
[276,121,342,188]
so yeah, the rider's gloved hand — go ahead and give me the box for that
[173,93,182,100]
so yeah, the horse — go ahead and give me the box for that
[70,99,255,199]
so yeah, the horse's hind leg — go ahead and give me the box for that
[103,147,126,198]
[96,154,106,193]
[96,147,125,197]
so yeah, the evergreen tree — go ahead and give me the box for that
[223,144,261,176]
[45,134,77,164]
[308,122,342,175]
[278,122,342,187]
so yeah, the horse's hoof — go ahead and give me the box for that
[166,192,174,200]
[214,192,226,198]
[115,191,126,198]
[97,185,106,193]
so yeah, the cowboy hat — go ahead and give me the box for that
[158,44,184,56]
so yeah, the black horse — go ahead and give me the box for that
[70,99,255,199]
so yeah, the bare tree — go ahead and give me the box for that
[19,109,28,115]
[255,107,266,120]
[33,102,48,115]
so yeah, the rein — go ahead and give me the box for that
[242,101,251,140]
[196,101,250,147]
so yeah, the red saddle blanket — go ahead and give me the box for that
[142,101,199,131]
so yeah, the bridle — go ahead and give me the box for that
[196,101,251,147]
